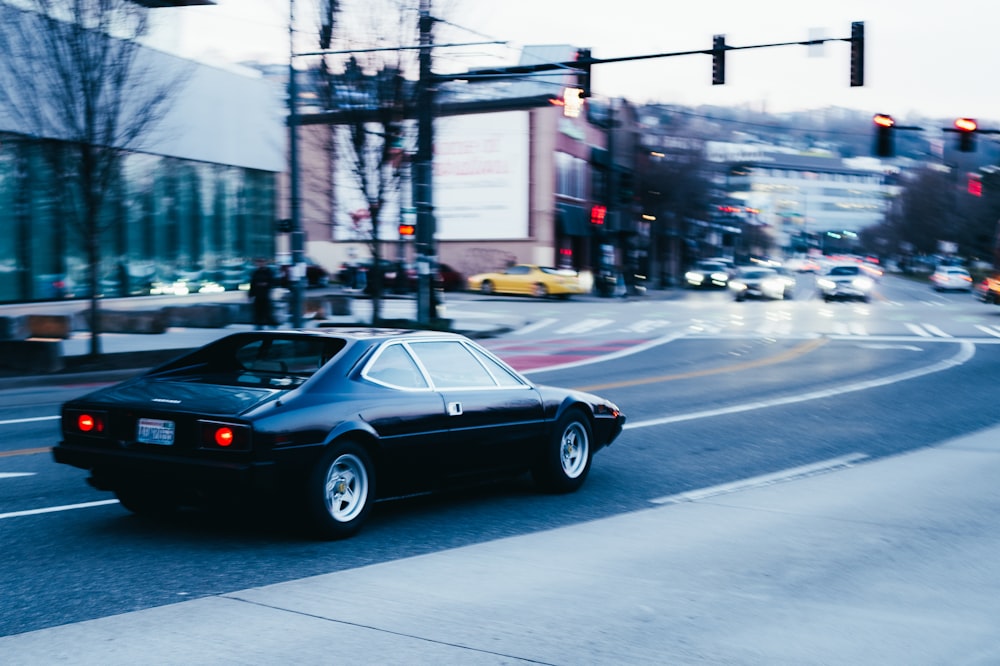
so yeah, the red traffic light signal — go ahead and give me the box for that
[873,114,895,157]
[398,223,415,237]
[955,117,978,152]
[590,204,607,225]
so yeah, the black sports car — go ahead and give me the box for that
[54,329,625,539]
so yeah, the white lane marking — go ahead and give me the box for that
[0,472,36,479]
[624,341,975,430]
[512,317,558,336]
[0,415,59,426]
[0,499,120,521]
[849,322,868,336]
[858,344,923,351]
[922,324,952,338]
[905,323,932,337]
[975,325,1000,338]
[650,453,869,504]
[522,332,685,375]
[555,318,614,334]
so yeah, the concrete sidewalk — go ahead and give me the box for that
[5,425,1000,664]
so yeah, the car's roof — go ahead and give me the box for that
[236,327,465,342]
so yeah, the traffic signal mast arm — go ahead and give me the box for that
[446,22,864,89]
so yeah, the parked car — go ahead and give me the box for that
[929,265,973,292]
[728,266,789,301]
[684,260,731,289]
[816,263,875,302]
[53,329,625,540]
[404,262,465,292]
[467,264,587,298]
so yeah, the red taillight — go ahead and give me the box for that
[77,413,103,432]
[214,427,234,447]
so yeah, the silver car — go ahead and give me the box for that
[816,264,875,302]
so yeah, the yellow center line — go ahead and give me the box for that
[575,337,829,392]
[0,446,52,458]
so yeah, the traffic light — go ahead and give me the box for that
[712,35,726,85]
[590,204,607,225]
[955,117,977,152]
[398,222,415,237]
[968,173,983,197]
[850,22,865,87]
[873,113,895,158]
[574,48,591,98]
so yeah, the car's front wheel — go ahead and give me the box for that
[480,280,495,295]
[304,441,374,540]
[533,409,592,493]
[532,283,549,298]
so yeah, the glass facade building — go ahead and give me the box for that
[0,135,277,302]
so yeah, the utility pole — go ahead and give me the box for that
[414,0,437,325]
[287,0,304,328]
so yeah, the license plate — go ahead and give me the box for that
[137,418,175,446]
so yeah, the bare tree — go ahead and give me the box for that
[309,0,419,324]
[0,0,189,357]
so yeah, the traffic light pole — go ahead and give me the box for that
[414,0,437,326]
[287,0,304,328]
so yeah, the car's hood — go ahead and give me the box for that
[80,379,279,415]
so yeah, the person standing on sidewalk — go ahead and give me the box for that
[249,258,277,329]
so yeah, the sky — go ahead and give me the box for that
[146,0,1000,124]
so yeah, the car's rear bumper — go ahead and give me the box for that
[52,442,319,494]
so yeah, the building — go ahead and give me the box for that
[0,4,284,303]
[714,148,897,256]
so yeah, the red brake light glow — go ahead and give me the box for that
[214,427,234,447]
[78,414,95,432]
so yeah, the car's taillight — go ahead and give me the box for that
[198,420,251,451]
[66,410,107,435]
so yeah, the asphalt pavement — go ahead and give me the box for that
[4,288,1000,662]
[4,424,1000,663]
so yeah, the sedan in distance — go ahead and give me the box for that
[53,329,625,540]
[930,266,973,292]
[728,266,791,301]
[467,264,587,298]
[816,263,875,302]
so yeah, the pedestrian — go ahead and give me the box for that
[249,258,277,329]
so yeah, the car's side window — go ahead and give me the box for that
[508,265,529,275]
[468,346,526,387]
[408,341,497,388]
[365,344,428,389]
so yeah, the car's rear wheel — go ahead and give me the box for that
[480,280,495,295]
[532,283,549,298]
[304,441,374,540]
[533,409,592,493]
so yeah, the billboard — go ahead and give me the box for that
[434,111,530,240]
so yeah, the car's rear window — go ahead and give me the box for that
[153,335,346,389]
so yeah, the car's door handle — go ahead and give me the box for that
[447,402,463,416]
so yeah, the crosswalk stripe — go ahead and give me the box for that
[512,317,557,335]
[975,325,1000,338]
[921,324,952,338]
[555,318,614,334]
[623,319,671,333]
[905,323,933,337]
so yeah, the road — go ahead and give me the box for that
[2,272,1000,652]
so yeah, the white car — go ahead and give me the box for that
[816,264,875,302]
[729,267,789,301]
[930,266,973,292]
